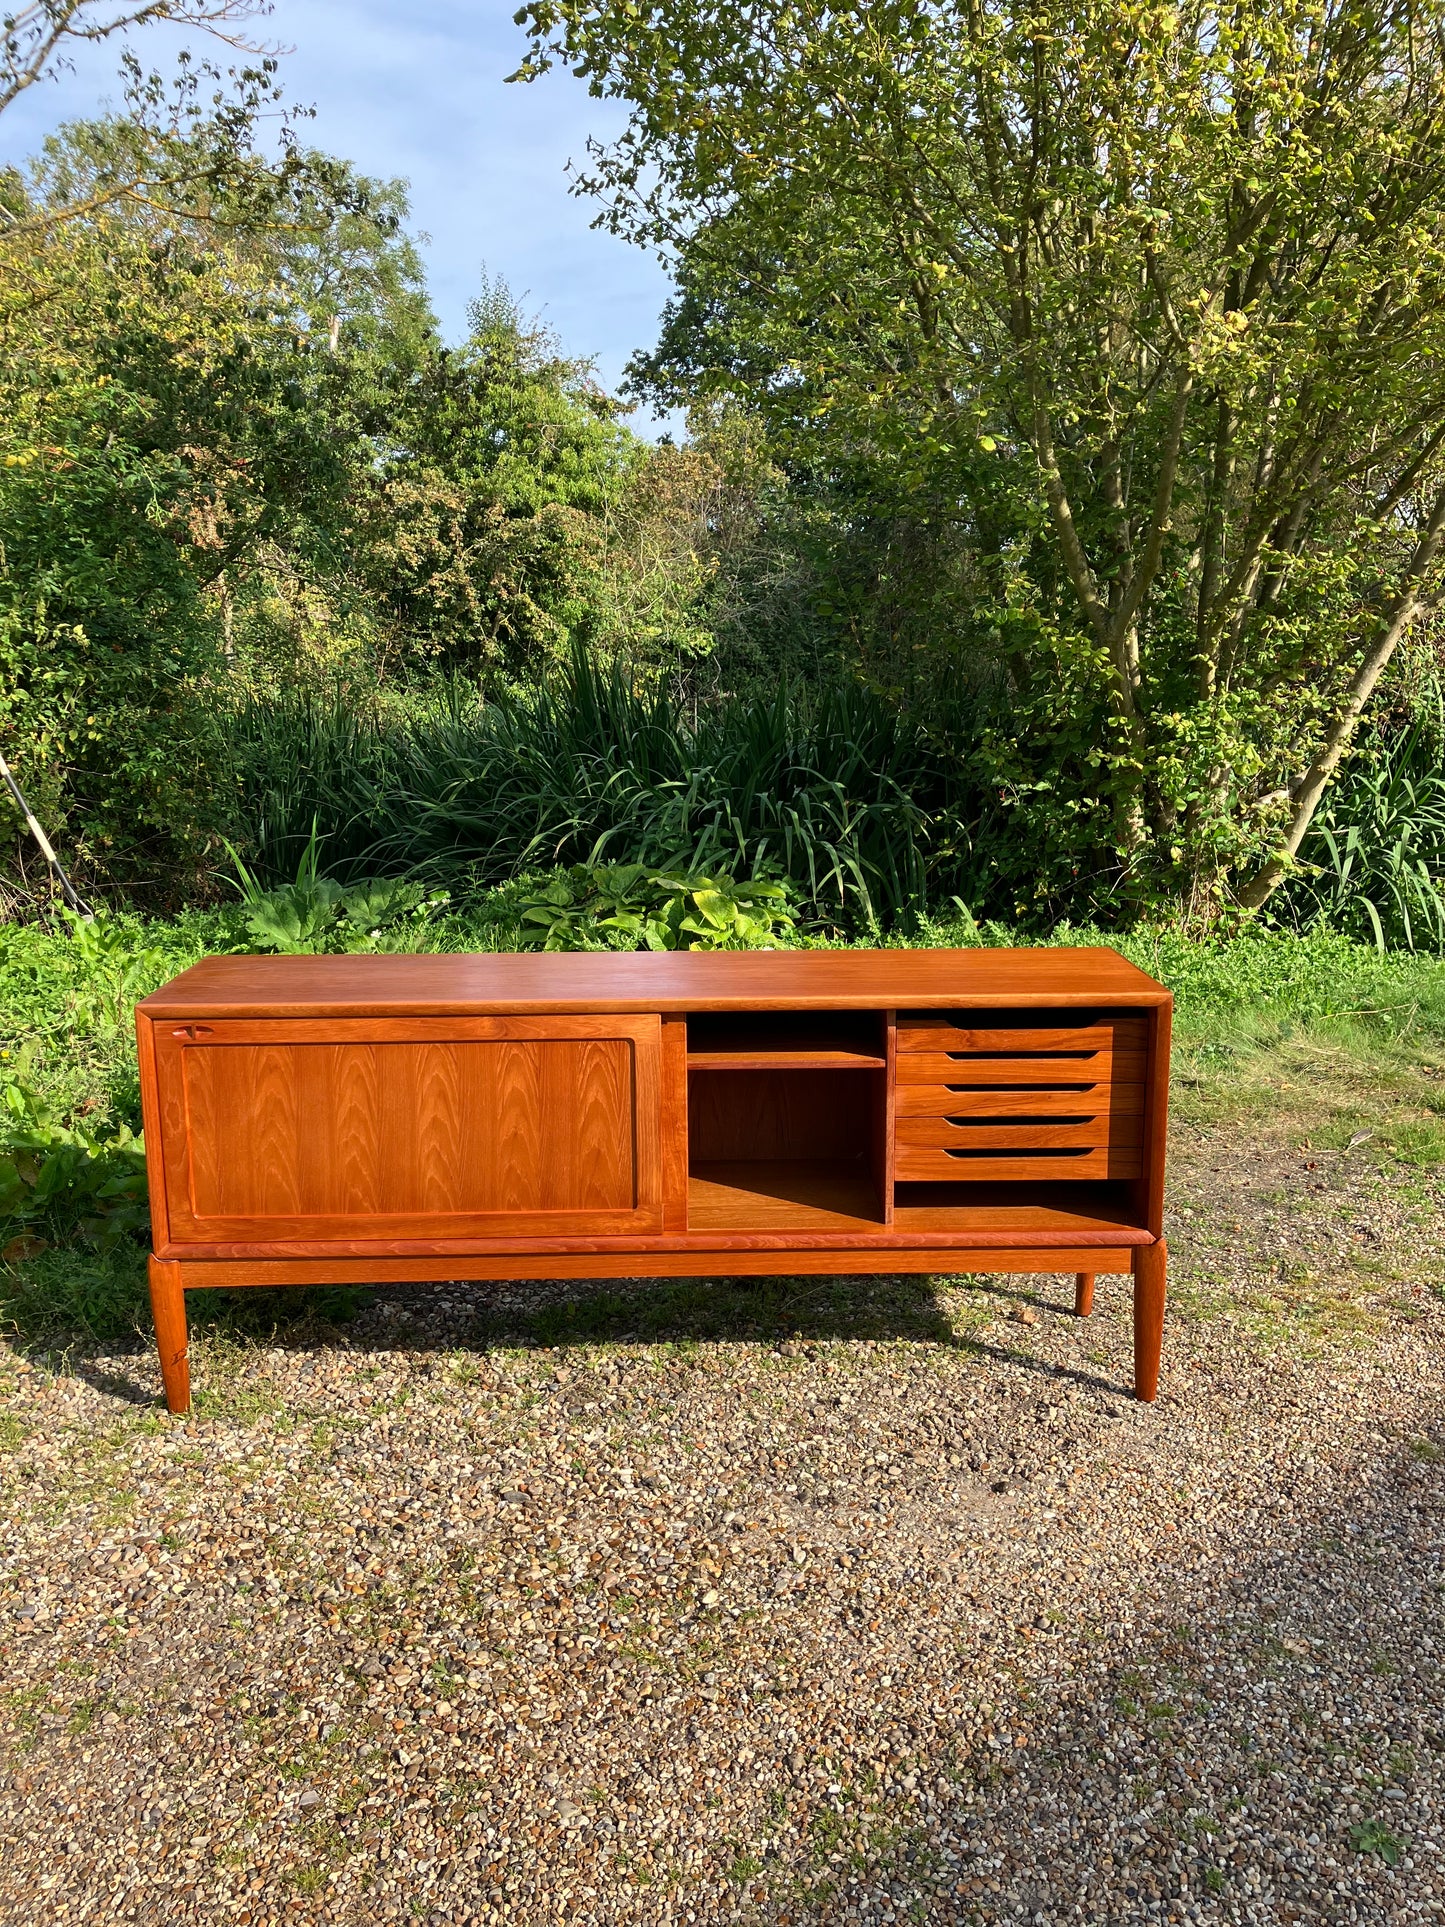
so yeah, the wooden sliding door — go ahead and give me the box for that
[148,1015,663,1245]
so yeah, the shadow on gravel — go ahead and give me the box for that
[225,1266,1128,1401]
[11,1262,1136,1406]
[874,1390,1445,1924]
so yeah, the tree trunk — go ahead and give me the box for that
[1236,484,1445,911]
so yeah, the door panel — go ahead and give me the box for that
[156,1016,662,1243]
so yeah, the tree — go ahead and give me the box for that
[519,0,1445,912]
[342,277,651,680]
[1,0,267,120]
[0,115,377,894]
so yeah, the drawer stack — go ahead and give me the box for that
[894,1010,1147,1181]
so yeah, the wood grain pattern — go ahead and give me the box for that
[875,1010,896,1225]
[895,1049,1146,1085]
[162,1246,1139,1288]
[157,1018,662,1241]
[134,1013,171,1253]
[1133,1239,1167,1402]
[1140,1003,1173,1238]
[685,1012,884,1067]
[138,948,1173,1018]
[895,1018,1147,1053]
[688,1160,882,1232]
[661,1015,689,1232]
[895,1081,1144,1118]
[686,1068,874,1164]
[894,1143,1143,1182]
[137,950,1173,1410]
[891,1189,1150,1242]
[148,1256,190,1413]
[685,1047,885,1069]
[896,1114,1145,1150]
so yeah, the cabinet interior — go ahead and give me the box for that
[683,1005,1152,1237]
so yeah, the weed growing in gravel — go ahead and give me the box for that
[1348,1816,1405,1865]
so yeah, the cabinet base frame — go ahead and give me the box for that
[147,1241,1165,1415]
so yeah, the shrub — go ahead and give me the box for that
[518,864,796,951]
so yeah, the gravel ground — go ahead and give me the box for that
[2,1117,1443,1926]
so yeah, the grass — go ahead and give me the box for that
[3,903,1445,1354]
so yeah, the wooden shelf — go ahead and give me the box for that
[686,1012,883,1070]
[687,1046,885,1069]
[891,1181,1151,1243]
[688,1160,884,1232]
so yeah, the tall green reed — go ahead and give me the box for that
[1282,702,1445,953]
[227,652,979,928]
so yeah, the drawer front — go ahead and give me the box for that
[892,1009,1149,1183]
[896,1049,1145,1085]
[896,1113,1143,1151]
[896,1015,1147,1054]
[895,1082,1145,1119]
[895,1142,1142,1181]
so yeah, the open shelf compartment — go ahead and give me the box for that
[685,1045,888,1229]
[687,1009,885,1069]
[891,1180,1151,1244]
[689,1159,884,1232]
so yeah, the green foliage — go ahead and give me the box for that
[228,647,964,929]
[518,864,795,951]
[1279,714,1445,954]
[1094,926,1445,1049]
[522,0,1445,911]
[0,108,383,897]
[338,278,650,681]
[0,1076,148,1254]
[226,830,437,953]
[0,106,718,904]
[1348,1818,1405,1868]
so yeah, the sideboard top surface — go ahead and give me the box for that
[139,947,1171,1018]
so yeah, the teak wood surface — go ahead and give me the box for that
[136,948,1172,1416]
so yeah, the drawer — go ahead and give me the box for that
[894,1141,1142,1181]
[896,1014,1145,1054]
[897,1049,1145,1085]
[892,1042,1144,1176]
[897,1113,1143,1151]
[895,1082,1144,1119]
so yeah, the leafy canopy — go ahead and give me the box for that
[519,0,1445,912]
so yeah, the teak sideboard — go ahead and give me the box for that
[135,948,1172,1414]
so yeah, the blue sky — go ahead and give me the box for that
[0,0,676,421]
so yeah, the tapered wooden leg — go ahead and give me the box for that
[1073,1272,1096,1317]
[148,1257,191,1414]
[1132,1239,1167,1403]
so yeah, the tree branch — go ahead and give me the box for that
[1237,478,1445,910]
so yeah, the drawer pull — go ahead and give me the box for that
[171,1025,214,1040]
[945,1080,1098,1092]
[943,1113,1092,1128]
[946,1047,1097,1060]
[942,1145,1094,1160]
